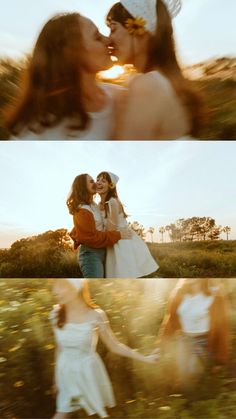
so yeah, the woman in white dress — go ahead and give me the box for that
[156,279,230,389]
[96,171,159,278]
[50,278,158,418]
[107,0,207,140]
[5,13,122,140]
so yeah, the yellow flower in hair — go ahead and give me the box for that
[125,16,147,35]
[109,182,115,190]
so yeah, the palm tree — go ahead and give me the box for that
[159,227,165,243]
[222,226,231,240]
[147,227,155,243]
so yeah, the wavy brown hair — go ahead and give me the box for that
[97,171,127,218]
[57,280,98,328]
[157,279,230,363]
[107,2,207,137]
[67,174,92,215]
[5,13,89,136]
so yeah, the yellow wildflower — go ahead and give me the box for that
[8,344,21,352]
[44,344,55,350]
[14,381,25,388]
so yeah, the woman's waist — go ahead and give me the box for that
[79,245,106,253]
[59,346,97,356]
[180,331,209,339]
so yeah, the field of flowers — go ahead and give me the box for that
[0,279,236,418]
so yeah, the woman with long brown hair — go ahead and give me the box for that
[5,12,122,140]
[156,279,230,389]
[67,173,131,278]
[50,279,158,418]
[96,171,158,277]
[107,0,206,139]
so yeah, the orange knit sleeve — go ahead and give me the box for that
[70,208,121,249]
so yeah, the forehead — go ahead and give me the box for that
[97,174,108,180]
[80,16,98,33]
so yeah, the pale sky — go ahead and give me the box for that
[0,0,235,65]
[0,141,235,248]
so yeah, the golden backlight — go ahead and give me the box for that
[99,65,125,80]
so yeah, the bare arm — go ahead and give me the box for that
[106,198,120,231]
[96,309,158,364]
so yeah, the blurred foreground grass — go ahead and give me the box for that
[0,279,236,418]
[0,57,235,140]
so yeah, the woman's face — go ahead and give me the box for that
[52,280,78,305]
[109,21,133,64]
[86,175,97,195]
[80,16,112,72]
[96,175,109,195]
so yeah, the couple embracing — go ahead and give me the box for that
[67,172,158,278]
[6,0,205,141]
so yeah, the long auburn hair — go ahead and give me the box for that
[67,174,92,215]
[107,2,207,137]
[56,280,98,328]
[158,279,230,363]
[5,13,89,136]
[97,171,127,218]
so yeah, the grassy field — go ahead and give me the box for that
[148,240,236,278]
[1,238,236,278]
[0,279,236,418]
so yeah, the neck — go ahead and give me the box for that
[65,295,87,317]
[99,193,107,205]
[80,71,106,112]
[131,35,149,73]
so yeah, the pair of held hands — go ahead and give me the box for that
[143,348,161,364]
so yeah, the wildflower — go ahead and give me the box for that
[14,381,25,388]
[159,406,171,411]
[44,344,55,350]
[8,344,21,352]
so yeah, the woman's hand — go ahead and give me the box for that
[120,228,132,239]
[144,353,160,364]
[151,347,161,356]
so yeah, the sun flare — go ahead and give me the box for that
[99,65,125,80]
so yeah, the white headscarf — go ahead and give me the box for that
[120,0,182,33]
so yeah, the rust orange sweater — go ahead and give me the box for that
[70,208,121,249]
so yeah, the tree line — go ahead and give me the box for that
[130,217,231,243]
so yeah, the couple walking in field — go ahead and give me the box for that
[5,0,205,141]
[67,172,158,278]
[50,278,230,418]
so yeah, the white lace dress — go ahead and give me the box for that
[50,308,115,417]
[103,198,159,278]
[11,83,123,141]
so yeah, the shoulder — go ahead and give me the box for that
[94,308,109,324]
[108,197,118,205]
[78,205,94,214]
[128,71,171,97]
[107,197,120,211]
[100,82,126,95]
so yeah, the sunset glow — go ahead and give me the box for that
[99,65,125,80]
